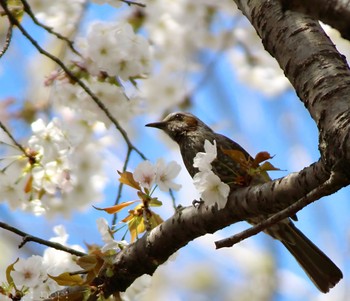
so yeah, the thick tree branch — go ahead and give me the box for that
[45,160,347,300]
[215,169,347,248]
[234,0,350,174]
[280,0,350,40]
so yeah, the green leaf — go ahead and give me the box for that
[48,272,84,286]
[6,258,18,286]
[259,161,280,172]
[149,197,162,207]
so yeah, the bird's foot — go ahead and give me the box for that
[192,199,204,208]
[175,204,185,213]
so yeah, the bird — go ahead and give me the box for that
[146,111,343,293]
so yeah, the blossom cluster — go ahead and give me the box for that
[192,140,230,209]
[133,159,182,192]
[79,21,151,80]
[0,118,107,216]
[49,19,151,127]
[8,226,84,301]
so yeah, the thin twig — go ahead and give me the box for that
[0,23,12,59]
[169,189,177,212]
[120,0,146,7]
[0,120,28,155]
[215,171,346,249]
[0,221,86,256]
[0,0,146,161]
[111,147,133,228]
[19,0,80,56]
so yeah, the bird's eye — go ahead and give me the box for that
[174,113,183,120]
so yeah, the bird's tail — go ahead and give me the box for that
[280,222,342,293]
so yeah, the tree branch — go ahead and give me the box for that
[215,169,347,248]
[0,0,146,161]
[43,160,347,300]
[120,0,146,7]
[0,22,12,59]
[234,0,350,173]
[19,0,80,55]
[280,0,350,40]
[0,221,86,257]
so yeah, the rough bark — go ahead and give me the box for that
[280,0,350,40]
[85,162,341,298]
[234,0,350,175]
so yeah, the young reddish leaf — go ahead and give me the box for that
[253,151,273,167]
[6,258,19,286]
[48,272,84,286]
[121,213,133,223]
[77,254,105,284]
[121,204,143,221]
[24,175,33,193]
[76,255,98,271]
[118,171,141,190]
[93,200,137,214]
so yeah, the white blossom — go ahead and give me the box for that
[193,171,230,209]
[193,139,217,171]
[79,21,151,79]
[133,161,156,190]
[27,0,84,35]
[192,140,229,209]
[155,159,182,191]
[29,118,70,163]
[11,256,43,287]
[96,218,128,253]
[0,172,26,210]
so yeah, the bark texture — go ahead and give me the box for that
[281,0,350,40]
[235,0,350,175]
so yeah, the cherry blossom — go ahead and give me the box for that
[193,139,217,171]
[155,159,182,191]
[193,171,230,209]
[134,161,156,190]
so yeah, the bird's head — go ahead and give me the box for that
[146,112,211,143]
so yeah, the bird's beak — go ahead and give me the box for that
[145,121,167,129]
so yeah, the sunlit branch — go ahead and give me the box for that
[0,23,12,59]
[0,221,86,257]
[19,0,80,56]
[215,171,347,249]
[0,0,146,161]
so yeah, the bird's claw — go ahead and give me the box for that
[192,199,204,208]
[175,204,185,213]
